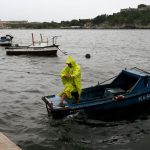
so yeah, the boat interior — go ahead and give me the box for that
[80,70,139,102]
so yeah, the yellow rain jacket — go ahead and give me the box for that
[60,56,82,98]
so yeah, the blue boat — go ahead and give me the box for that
[0,35,13,46]
[42,67,150,119]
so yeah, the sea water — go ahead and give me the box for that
[0,29,150,150]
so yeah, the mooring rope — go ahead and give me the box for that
[57,47,68,55]
[0,68,59,76]
[0,68,120,85]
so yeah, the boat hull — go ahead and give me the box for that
[48,98,150,119]
[43,91,150,119]
[6,47,58,56]
[0,42,12,46]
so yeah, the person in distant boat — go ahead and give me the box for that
[59,55,82,107]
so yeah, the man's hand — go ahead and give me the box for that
[64,74,71,79]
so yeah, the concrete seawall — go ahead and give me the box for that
[0,132,21,150]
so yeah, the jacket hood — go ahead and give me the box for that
[66,56,76,67]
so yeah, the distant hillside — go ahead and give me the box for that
[90,4,150,29]
[1,4,150,29]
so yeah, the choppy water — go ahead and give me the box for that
[0,29,150,150]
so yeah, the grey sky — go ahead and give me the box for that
[1,0,150,22]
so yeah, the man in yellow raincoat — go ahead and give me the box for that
[59,56,82,106]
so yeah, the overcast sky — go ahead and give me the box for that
[0,0,150,22]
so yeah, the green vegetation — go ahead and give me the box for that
[8,21,60,29]
[8,8,150,29]
[105,9,150,28]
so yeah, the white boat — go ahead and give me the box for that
[0,35,13,46]
[6,34,59,56]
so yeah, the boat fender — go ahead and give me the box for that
[115,95,125,101]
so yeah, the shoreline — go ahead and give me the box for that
[0,27,150,30]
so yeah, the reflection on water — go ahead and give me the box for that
[0,29,150,150]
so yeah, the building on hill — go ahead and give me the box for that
[137,4,150,11]
[120,4,150,12]
[0,20,28,28]
[120,7,136,12]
